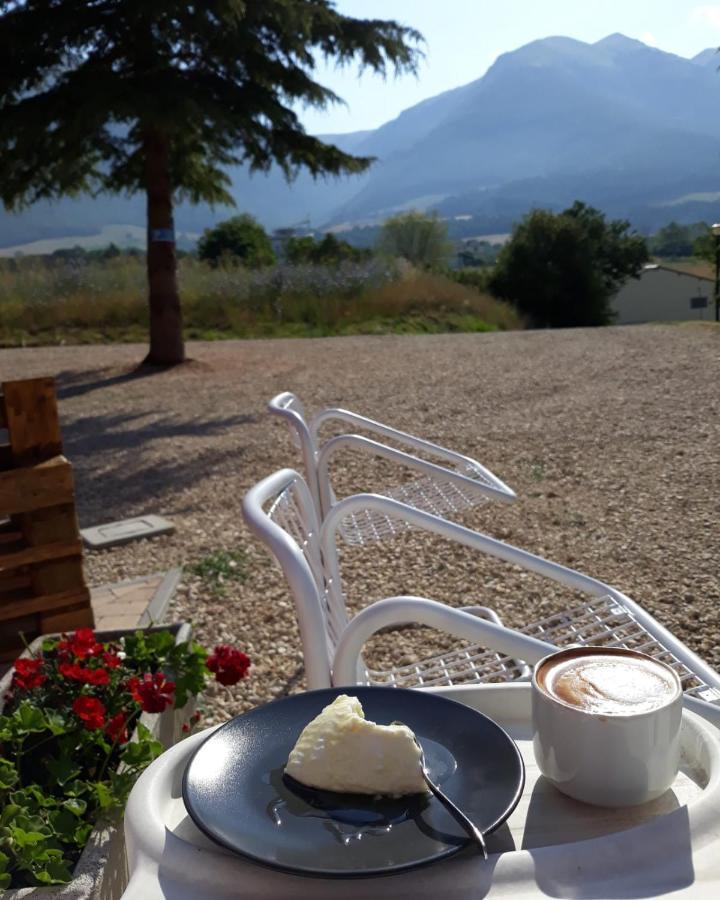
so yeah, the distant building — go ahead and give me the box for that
[612,264,715,324]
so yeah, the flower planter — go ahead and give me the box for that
[0,623,194,900]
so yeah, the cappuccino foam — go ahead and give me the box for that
[540,653,678,715]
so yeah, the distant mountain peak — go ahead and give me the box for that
[692,47,719,67]
[594,33,647,51]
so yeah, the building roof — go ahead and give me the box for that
[642,263,714,283]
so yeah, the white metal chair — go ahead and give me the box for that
[267,391,516,544]
[242,469,720,723]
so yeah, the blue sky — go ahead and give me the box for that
[299,0,720,134]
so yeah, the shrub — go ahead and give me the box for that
[197,214,276,268]
[378,210,452,269]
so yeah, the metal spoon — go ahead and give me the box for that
[392,722,488,859]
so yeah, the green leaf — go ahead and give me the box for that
[44,710,70,736]
[63,779,91,798]
[46,756,81,787]
[121,741,153,768]
[15,702,47,734]
[62,798,87,818]
[0,759,18,790]
[14,785,57,810]
[73,822,93,847]
[9,826,47,847]
[48,809,77,842]
[0,874,9,889]
[0,803,20,827]
[108,770,137,805]
[93,781,113,810]
[34,856,73,885]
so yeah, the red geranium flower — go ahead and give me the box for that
[105,712,129,744]
[59,662,110,686]
[58,628,102,660]
[59,662,85,681]
[73,696,106,730]
[207,645,251,686]
[127,672,175,713]
[83,667,110,686]
[182,710,202,734]
[102,651,121,669]
[13,658,46,691]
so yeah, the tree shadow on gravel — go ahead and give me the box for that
[60,410,259,526]
[55,365,166,400]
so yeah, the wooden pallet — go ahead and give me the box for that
[0,378,93,660]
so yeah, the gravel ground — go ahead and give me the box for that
[2,324,719,723]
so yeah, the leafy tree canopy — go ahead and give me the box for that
[284,231,370,264]
[648,221,708,259]
[0,0,422,208]
[489,202,649,328]
[0,0,422,363]
[378,210,452,269]
[197,214,275,267]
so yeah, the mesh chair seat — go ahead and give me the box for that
[368,596,720,708]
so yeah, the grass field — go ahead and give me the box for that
[0,255,520,346]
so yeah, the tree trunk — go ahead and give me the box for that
[143,129,185,365]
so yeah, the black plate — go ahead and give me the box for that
[182,687,524,877]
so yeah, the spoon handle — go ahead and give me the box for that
[420,769,488,859]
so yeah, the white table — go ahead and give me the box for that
[123,684,720,898]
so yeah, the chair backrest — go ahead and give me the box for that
[267,393,322,512]
[241,468,346,690]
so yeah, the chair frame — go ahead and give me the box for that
[242,469,720,723]
[267,391,516,526]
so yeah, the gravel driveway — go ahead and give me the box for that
[2,324,718,722]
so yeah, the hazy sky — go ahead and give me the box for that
[299,0,720,134]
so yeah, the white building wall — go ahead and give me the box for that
[612,267,715,325]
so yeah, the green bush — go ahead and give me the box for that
[284,233,370,265]
[377,210,452,269]
[489,202,649,327]
[197,215,275,268]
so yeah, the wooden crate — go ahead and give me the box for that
[0,378,93,660]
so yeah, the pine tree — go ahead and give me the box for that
[0,1,421,364]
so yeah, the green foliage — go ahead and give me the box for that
[0,700,162,888]
[378,211,453,269]
[648,221,697,258]
[0,627,248,888]
[284,232,371,265]
[457,240,501,268]
[197,215,275,268]
[0,256,522,343]
[448,267,491,292]
[189,549,248,596]
[0,0,422,363]
[0,1,422,208]
[691,224,719,265]
[489,201,649,328]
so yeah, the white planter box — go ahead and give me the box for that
[0,622,194,900]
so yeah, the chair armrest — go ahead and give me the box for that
[311,407,516,498]
[331,596,555,686]
[316,433,514,517]
[321,492,616,601]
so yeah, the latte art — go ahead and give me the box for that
[539,653,678,715]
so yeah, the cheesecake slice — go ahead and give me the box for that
[285,694,427,796]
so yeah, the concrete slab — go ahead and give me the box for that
[81,515,174,550]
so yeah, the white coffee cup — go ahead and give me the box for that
[532,646,683,807]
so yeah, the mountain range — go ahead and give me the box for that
[2,33,720,251]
